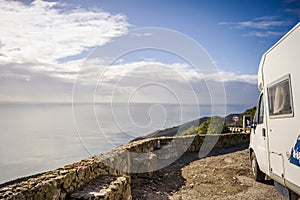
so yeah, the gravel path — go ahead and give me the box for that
[131,147,285,200]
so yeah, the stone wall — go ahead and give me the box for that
[70,175,131,200]
[0,133,249,200]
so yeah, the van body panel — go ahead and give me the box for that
[251,22,300,196]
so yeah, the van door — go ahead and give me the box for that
[253,93,269,174]
[267,75,298,188]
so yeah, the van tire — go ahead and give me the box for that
[251,153,265,182]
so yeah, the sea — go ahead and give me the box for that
[0,103,251,184]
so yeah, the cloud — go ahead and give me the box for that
[76,60,257,85]
[285,8,300,16]
[242,31,285,38]
[224,81,259,105]
[0,62,74,102]
[0,55,258,104]
[72,60,258,104]
[219,16,287,37]
[235,17,284,30]
[0,1,258,105]
[283,0,300,16]
[0,0,129,66]
[219,16,285,29]
[0,0,130,102]
[207,71,257,84]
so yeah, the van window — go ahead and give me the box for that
[258,94,264,124]
[267,77,293,117]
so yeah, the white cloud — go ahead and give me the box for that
[0,0,130,102]
[0,55,258,104]
[241,16,285,29]
[72,59,257,104]
[95,60,257,84]
[0,0,129,65]
[220,16,285,30]
[0,1,258,105]
[219,16,287,38]
[285,8,300,16]
[242,31,284,38]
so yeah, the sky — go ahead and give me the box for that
[0,0,299,106]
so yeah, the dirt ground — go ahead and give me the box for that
[131,147,285,200]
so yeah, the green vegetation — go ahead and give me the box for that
[177,125,198,136]
[178,116,229,136]
[177,107,257,136]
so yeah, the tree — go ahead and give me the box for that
[177,125,198,136]
[177,116,231,136]
[197,116,228,135]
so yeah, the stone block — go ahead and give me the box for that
[129,152,157,175]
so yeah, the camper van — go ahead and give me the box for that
[249,22,300,200]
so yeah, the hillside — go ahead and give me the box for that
[131,117,209,142]
[132,106,257,141]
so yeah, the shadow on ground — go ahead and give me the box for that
[130,145,248,200]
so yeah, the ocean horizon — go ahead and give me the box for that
[0,102,253,184]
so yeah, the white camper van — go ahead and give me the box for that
[249,22,300,200]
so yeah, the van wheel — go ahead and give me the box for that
[251,153,265,182]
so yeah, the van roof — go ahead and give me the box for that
[257,22,300,91]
